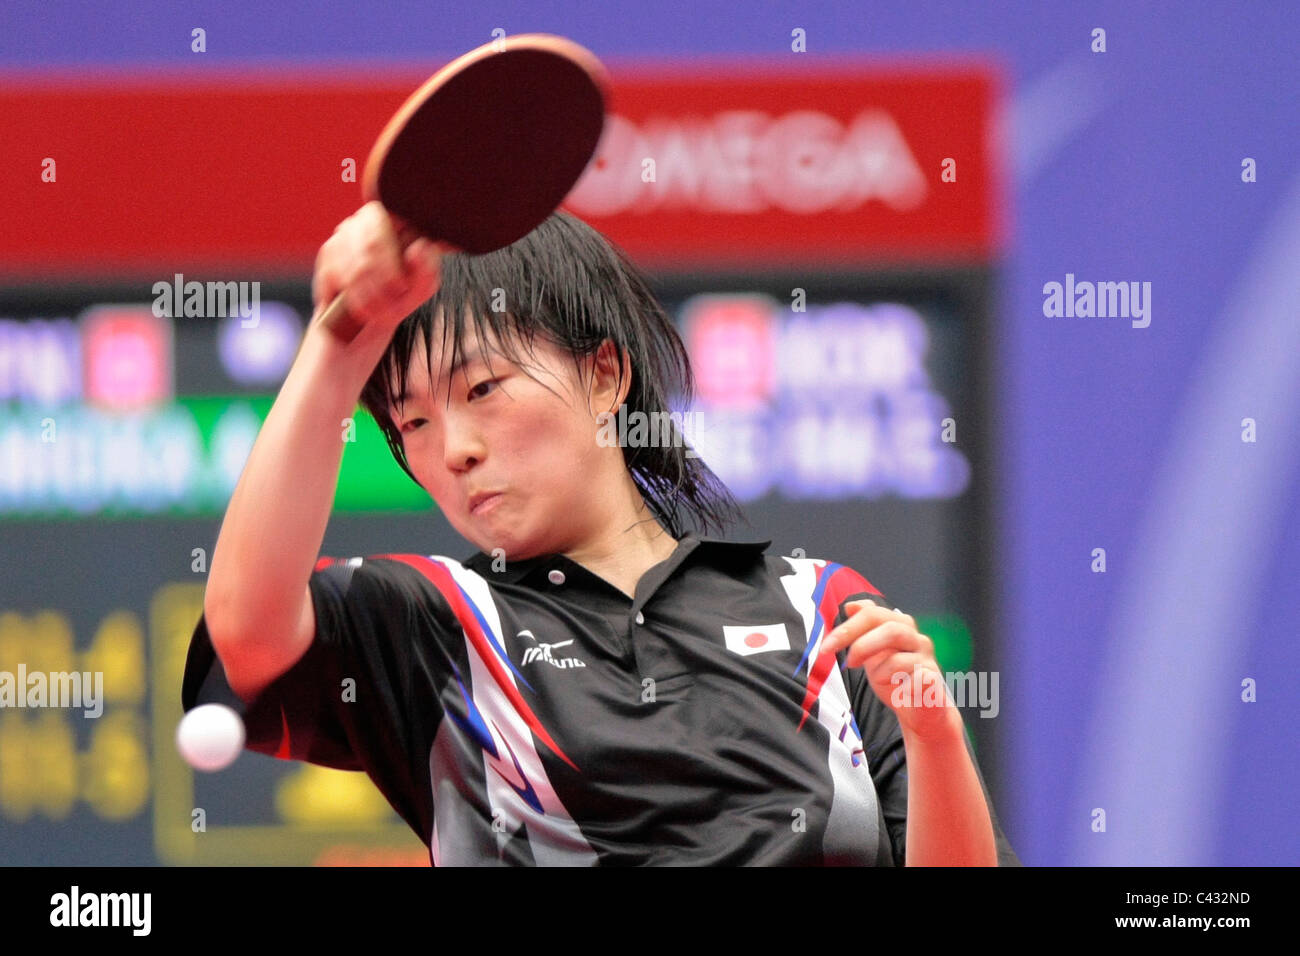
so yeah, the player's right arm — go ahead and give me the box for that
[202,202,444,703]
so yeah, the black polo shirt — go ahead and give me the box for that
[181,531,1020,866]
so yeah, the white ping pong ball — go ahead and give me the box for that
[176,703,246,772]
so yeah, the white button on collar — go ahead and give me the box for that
[635,611,645,625]
[547,569,566,585]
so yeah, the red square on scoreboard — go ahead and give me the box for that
[81,306,173,410]
[682,295,775,408]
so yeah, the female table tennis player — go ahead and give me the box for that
[182,201,1020,866]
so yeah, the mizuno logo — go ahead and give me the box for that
[517,630,587,669]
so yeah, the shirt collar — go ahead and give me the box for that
[460,531,772,586]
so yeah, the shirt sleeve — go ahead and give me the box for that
[826,573,1022,867]
[179,556,452,841]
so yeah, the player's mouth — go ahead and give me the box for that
[469,491,504,516]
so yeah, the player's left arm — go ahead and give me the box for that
[821,599,997,866]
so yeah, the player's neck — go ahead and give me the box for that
[563,496,678,601]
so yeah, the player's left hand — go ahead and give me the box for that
[819,599,963,742]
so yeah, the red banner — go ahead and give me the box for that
[573,62,1002,267]
[0,61,1000,279]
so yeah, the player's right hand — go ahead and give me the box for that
[311,201,444,343]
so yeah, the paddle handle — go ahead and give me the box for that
[313,292,365,345]
[310,225,446,346]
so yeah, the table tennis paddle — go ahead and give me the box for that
[316,33,609,342]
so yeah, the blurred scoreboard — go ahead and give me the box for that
[0,265,996,865]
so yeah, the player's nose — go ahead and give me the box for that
[442,412,486,474]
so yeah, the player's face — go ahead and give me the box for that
[389,317,622,560]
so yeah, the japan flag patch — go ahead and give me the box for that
[723,623,791,656]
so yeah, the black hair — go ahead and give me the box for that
[357,210,749,540]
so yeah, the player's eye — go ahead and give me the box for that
[468,378,500,401]
[401,418,427,434]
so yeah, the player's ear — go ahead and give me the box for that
[586,338,631,417]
